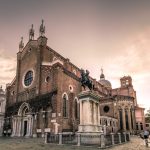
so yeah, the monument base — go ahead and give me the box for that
[77,131,103,145]
[78,124,103,133]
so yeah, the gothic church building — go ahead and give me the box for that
[4,21,145,137]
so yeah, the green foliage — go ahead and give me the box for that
[145,108,150,123]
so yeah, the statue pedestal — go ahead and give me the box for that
[78,90,103,134]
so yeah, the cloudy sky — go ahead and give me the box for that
[0,0,150,110]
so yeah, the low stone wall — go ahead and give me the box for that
[45,132,130,148]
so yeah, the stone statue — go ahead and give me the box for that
[19,37,24,50]
[29,24,34,40]
[39,19,45,37]
[80,69,94,90]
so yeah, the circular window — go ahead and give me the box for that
[24,71,33,86]
[69,85,73,92]
[103,106,110,113]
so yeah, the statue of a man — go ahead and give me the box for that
[39,19,45,37]
[80,69,94,90]
[19,37,24,51]
[29,24,34,40]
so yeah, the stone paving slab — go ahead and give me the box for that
[0,136,149,150]
[109,136,150,150]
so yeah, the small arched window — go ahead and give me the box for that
[63,94,68,118]
[45,76,50,82]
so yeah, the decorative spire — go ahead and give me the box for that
[101,68,103,74]
[39,19,45,37]
[100,67,105,80]
[29,24,34,40]
[19,37,24,51]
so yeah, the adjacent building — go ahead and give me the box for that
[0,86,6,136]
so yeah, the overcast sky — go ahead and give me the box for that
[0,0,150,110]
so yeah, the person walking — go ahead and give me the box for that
[143,130,149,147]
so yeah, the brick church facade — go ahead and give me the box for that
[4,21,145,137]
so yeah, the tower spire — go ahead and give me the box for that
[101,68,103,74]
[100,67,105,80]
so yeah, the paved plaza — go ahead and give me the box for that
[0,136,149,150]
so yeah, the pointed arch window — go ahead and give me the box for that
[63,94,68,118]
[74,98,79,119]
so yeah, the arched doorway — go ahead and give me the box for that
[12,102,33,137]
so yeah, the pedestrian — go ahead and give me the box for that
[143,130,149,147]
[144,130,149,139]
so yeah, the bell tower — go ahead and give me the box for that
[120,76,133,88]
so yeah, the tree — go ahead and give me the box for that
[145,108,150,123]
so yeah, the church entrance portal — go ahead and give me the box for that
[12,103,33,137]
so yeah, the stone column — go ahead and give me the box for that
[128,132,131,141]
[93,102,97,125]
[132,110,136,131]
[11,119,15,136]
[122,108,126,131]
[88,101,92,124]
[118,133,121,144]
[82,101,85,125]
[17,117,21,137]
[111,133,115,145]
[14,118,16,136]
[77,133,81,146]
[79,101,83,125]
[16,118,18,136]
[28,116,33,136]
[31,117,33,136]
[97,104,100,126]
[100,133,105,148]
[127,109,132,132]
[26,119,29,136]
[83,101,90,124]
[45,133,48,144]
[20,118,23,136]
[33,114,37,137]
[123,132,127,142]
[58,133,62,145]
[28,117,31,136]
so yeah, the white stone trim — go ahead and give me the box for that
[42,59,63,66]
[18,102,31,115]
[62,92,68,100]
[73,69,77,75]
[69,85,74,92]
[45,76,50,83]
[74,97,79,103]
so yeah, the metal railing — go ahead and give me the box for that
[45,132,130,148]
